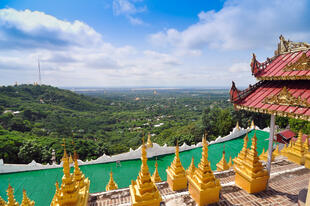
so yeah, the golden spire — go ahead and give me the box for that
[51,140,90,206]
[166,140,187,191]
[147,133,153,148]
[129,138,162,205]
[72,141,86,189]
[304,136,309,152]
[260,148,275,162]
[151,161,162,183]
[216,145,229,171]
[236,121,240,130]
[61,139,70,178]
[259,148,265,159]
[273,144,281,157]
[228,156,233,168]
[234,132,269,193]
[0,196,6,205]
[106,170,118,191]
[233,133,249,167]
[7,184,19,206]
[251,120,255,129]
[187,134,221,205]
[186,156,196,177]
[286,130,305,165]
[20,189,34,206]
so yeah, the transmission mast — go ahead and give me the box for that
[38,57,42,85]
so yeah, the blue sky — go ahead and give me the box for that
[0,0,310,87]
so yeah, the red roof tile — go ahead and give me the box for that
[230,80,310,121]
[251,50,310,80]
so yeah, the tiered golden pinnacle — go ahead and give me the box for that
[129,139,162,206]
[51,140,90,206]
[186,157,196,177]
[166,141,187,191]
[216,145,229,171]
[151,161,162,183]
[234,133,269,193]
[106,170,118,191]
[187,134,221,206]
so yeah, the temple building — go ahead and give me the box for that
[230,35,310,201]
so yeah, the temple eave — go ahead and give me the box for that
[234,104,310,121]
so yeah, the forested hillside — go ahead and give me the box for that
[0,84,309,164]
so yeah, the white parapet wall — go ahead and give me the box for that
[0,125,266,174]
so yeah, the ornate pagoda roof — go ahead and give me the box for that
[251,36,310,80]
[230,36,310,121]
[230,80,310,121]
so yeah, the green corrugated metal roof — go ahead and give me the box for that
[0,130,270,205]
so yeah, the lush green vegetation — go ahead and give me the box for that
[0,84,309,164]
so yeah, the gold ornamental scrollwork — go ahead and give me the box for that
[263,86,310,108]
[283,53,310,71]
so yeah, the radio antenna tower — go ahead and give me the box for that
[38,56,42,85]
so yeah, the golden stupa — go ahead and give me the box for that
[286,131,305,165]
[106,170,118,191]
[166,141,187,191]
[147,133,153,148]
[50,141,90,206]
[21,189,35,206]
[129,139,162,206]
[234,132,269,193]
[228,156,233,168]
[151,161,162,183]
[233,133,249,167]
[304,135,309,152]
[259,148,275,162]
[216,145,229,171]
[187,134,221,206]
[6,184,19,206]
[273,144,281,157]
[186,157,196,177]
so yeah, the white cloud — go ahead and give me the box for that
[0,8,102,49]
[150,0,310,52]
[228,62,249,73]
[112,0,146,25]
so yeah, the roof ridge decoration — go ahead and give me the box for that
[283,52,310,72]
[275,35,310,56]
[262,86,310,108]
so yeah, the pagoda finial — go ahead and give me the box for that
[234,131,269,193]
[236,121,240,130]
[151,160,162,183]
[273,144,281,157]
[21,189,35,206]
[0,196,6,205]
[286,130,305,165]
[61,139,70,178]
[216,145,229,171]
[233,133,249,167]
[187,133,221,205]
[106,169,118,191]
[7,184,19,206]
[186,156,196,177]
[147,133,153,148]
[166,139,187,191]
[251,120,255,129]
[129,136,162,205]
[228,156,233,168]
[297,130,303,144]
